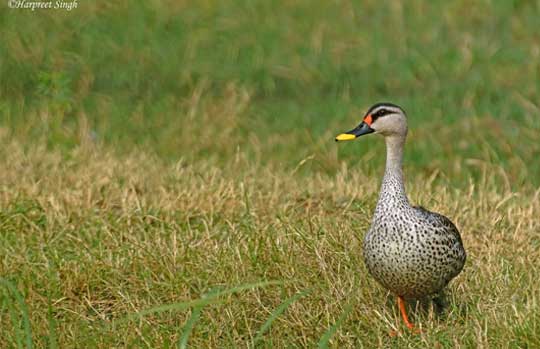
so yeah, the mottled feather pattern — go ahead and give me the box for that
[361,104,466,299]
[364,202,466,298]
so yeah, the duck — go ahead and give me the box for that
[335,102,466,331]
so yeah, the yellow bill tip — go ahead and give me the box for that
[335,133,356,141]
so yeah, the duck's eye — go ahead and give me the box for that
[375,109,388,117]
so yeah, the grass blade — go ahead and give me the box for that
[0,278,33,349]
[177,288,222,349]
[317,303,353,349]
[124,298,221,321]
[177,305,203,349]
[123,280,282,322]
[3,289,23,349]
[47,296,58,349]
[251,289,311,348]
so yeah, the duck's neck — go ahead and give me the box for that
[374,134,410,218]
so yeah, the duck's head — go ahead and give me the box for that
[335,102,407,141]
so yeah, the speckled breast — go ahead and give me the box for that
[362,218,462,298]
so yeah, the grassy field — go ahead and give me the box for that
[1,0,540,347]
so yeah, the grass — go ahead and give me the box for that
[0,141,539,347]
[1,0,540,186]
[1,0,540,347]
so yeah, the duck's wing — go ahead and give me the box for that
[413,206,463,243]
[414,206,467,275]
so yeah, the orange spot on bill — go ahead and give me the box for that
[364,114,373,126]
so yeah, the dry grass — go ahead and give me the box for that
[0,138,539,348]
[2,1,540,347]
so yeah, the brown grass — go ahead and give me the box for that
[0,137,539,348]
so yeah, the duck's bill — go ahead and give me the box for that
[335,122,374,141]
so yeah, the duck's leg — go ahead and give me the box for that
[389,296,419,336]
[398,296,415,330]
[432,292,448,315]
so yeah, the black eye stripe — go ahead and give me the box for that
[366,102,403,116]
[376,109,388,116]
[372,108,391,120]
[364,102,405,122]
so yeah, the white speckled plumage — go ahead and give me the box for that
[338,103,466,301]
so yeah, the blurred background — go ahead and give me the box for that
[2,2,540,347]
[1,0,539,187]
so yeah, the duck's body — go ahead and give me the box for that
[336,102,466,330]
[364,203,466,299]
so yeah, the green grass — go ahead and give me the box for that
[1,142,539,347]
[1,0,540,347]
[2,0,540,187]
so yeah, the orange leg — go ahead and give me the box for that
[398,296,416,330]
